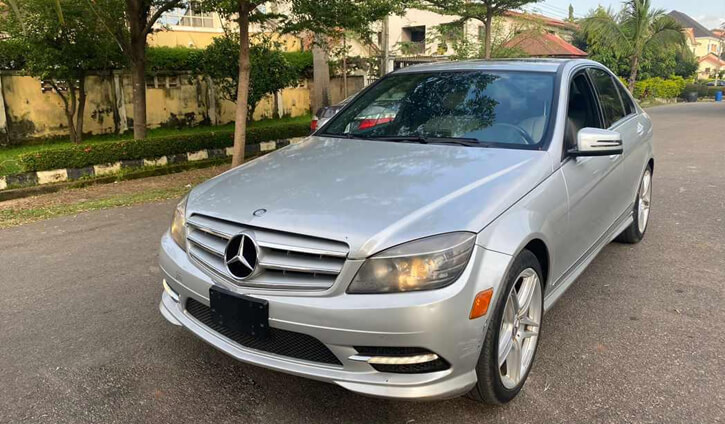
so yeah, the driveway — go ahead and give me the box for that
[1,102,723,423]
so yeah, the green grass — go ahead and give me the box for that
[0,115,310,176]
[0,186,191,228]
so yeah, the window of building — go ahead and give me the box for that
[401,26,426,54]
[159,2,216,29]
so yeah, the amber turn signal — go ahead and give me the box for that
[469,288,493,319]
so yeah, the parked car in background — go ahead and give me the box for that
[705,80,725,86]
[159,59,654,404]
[310,95,354,132]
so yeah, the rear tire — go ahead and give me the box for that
[616,166,652,244]
[467,250,543,404]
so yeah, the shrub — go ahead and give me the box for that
[681,83,724,99]
[19,122,310,172]
[283,51,313,78]
[146,47,203,74]
[633,76,688,100]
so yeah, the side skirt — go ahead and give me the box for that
[543,205,634,312]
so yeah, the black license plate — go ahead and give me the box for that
[209,286,269,338]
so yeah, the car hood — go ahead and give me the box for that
[188,136,552,259]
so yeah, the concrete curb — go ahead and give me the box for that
[0,137,305,192]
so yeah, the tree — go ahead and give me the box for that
[567,4,574,23]
[88,0,186,140]
[197,34,301,117]
[425,17,528,60]
[417,0,540,59]
[580,0,684,92]
[284,0,407,112]
[199,0,272,168]
[0,0,125,142]
[199,0,407,168]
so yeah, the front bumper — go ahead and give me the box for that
[158,231,512,400]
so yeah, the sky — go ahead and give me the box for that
[524,0,725,30]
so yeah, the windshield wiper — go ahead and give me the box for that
[368,135,488,147]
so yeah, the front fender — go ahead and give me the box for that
[476,168,568,286]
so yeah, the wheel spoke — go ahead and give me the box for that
[507,338,522,384]
[520,316,539,328]
[516,274,537,318]
[521,328,538,339]
[498,330,513,367]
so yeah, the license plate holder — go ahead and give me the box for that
[209,286,269,338]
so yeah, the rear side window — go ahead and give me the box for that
[588,68,625,127]
[616,82,636,116]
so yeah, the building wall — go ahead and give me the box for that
[693,36,723,58]
[370,8,575,59]
[0,72,363,143]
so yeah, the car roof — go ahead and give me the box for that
[393,58,595,74]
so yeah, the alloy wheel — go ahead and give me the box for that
[498,268,542,389]
[637,169,652,233]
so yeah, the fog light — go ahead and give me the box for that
[349,353,439,365]
[469,288,493,319]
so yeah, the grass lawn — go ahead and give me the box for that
[0,164,226,228]
[0,115,310,176]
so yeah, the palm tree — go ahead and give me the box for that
[581,0,684,92]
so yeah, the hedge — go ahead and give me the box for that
[680,83,724,98]
[18,122,310,172]
[632,76,687,100]
[146,47,203,74]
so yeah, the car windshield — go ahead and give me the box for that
[321,71,555,148]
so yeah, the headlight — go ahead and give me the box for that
[347,232,476,294]
[170,195,188,250]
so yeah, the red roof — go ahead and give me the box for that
[504,10,578,30]
[698,53,725,66]
[504,31,587,58]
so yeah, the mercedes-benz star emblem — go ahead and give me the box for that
[224,233,259,280]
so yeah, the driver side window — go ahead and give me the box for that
[565,73,601,151]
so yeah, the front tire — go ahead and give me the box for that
[616,166,652,244]
[468,250,543,404]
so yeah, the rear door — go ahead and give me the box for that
[557,69,624,275]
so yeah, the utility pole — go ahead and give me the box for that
[312,33,331,113]
[381,16,390,76]
[342,33,348,98]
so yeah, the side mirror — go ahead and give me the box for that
[568,128,623,157]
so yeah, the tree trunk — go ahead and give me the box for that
[484,13,493,59]
[231,2,252,168]
[312,33,331,113]
[130,41,147,140]
[75,76,87,143]
[62,85,79,143]
[628,54,639,93]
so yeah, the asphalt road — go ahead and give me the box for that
[1,102,723,423]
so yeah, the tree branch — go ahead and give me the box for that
[144,0,184,36]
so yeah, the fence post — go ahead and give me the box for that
[113,72,129,134]
[0,74,8,143]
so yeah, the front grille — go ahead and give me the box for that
[186,214,349,291]
[186,298,342,365]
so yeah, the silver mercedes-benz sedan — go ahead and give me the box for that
[159,59,653,404]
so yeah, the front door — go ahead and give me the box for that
[557,70,623,276]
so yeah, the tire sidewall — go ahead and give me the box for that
[632,167,653,240]
[480,250,544,403]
